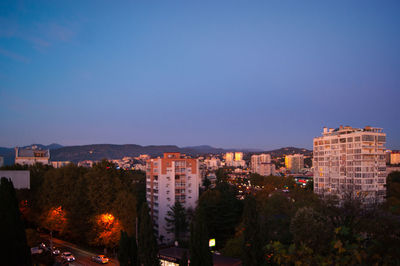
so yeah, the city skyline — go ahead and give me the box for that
[1,1,400,149]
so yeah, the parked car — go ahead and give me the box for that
[92,255,109,264]
[61,252,75,262]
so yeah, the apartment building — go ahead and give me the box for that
[313,126,386,204]
[146,153,200,243]
[225,152,246,168]
[285,154,304,173]
[390,151,400,165]
[250,154,276,176]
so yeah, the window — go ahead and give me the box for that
[347,137,353,142]
[362,135,374,142]
[378,136,386,142]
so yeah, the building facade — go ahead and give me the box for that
[313,126,386,204]
[15,147,50,166]
[146,153,200,243]
[390,151,400,165]
[250,154,276,176]
[285,154,304,173]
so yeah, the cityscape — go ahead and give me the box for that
[1,1,400,266]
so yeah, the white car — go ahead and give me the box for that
[61,252,75,262]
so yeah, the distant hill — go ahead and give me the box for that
[264,147,312,157]
[0,143,312,165]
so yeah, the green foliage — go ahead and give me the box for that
[242,195,264,266]
[197,182,243,249]
[0,177,32,266]
[138,203,159,266]
[165,201,188,243]
[189,207,213,266]
[290,206,333,254]
[118,231,138,266]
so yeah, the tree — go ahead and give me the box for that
[0,177,32,266]
[165,201,188,243]
[138,203,159,266]
[242,195,264,266]
[290,206,333,254]
[189,207,212,266]
[118,231,138,266]
[197,182,243,249]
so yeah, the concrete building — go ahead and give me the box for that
[15,147,50,166]
[313,126,386,204]
[51,161,71,168]
[390,151,400,165]
[234,152,243,161]
[146,153,200,243]
[251,154,276,176]
[0,170,30,189]
[285,154,304,173]
[204,157,221,170]
[225,152,246,168]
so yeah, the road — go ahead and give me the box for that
[44,237,119,266]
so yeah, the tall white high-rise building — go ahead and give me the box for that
[251,154,276,176]
[313,126,386,204]
[146,153,200,243]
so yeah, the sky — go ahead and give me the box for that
[0,0,399,150]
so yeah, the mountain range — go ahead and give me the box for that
[0,143,312,165]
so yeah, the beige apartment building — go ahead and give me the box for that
[146,153,200,243]
[250,154,276,176]
[313,126,386,204]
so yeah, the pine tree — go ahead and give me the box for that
[165,201,188,243]
[118,231,138,266]
[189,207,213,266]
[138,203,159,266]
[242,195,264,266]
[0,177,32,266]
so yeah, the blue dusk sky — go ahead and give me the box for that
[0,0,399,150]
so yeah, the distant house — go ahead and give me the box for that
[15,147,50,166]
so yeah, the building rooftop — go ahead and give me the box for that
[15,147,50,158]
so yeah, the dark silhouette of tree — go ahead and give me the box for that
[165,201,188,243]
[138,203,159,266]
[189,207,212,266]
[0,177,32,266]
[242,195,264,266]
[118,231,138,266]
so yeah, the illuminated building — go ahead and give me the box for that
[225,152,246,168]
[146,153,200,243]
[234,152,243,161]
[313,126,386,204]
[225,152,234,163]
[15,147,50,166]
[250,154,276,176]
[285,154,304,173]
[390,151,400,165]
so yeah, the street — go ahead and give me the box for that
[45,237,119,266]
